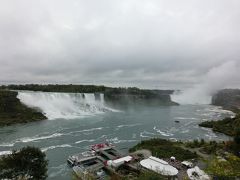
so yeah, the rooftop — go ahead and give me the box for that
[140,156,178,176]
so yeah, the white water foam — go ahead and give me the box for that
[140,133,151,138]
[0,150,12,156]
[0,143,15,147]
[41,144,72,152]
[204,106,235,116]
[68,127,103,134]
[20,133,63,143]
[153,126,174,137]
[140,131,156,138]
[196,106,235,120]
[0,127,104,147]
[174,117,198,120]
[106,137,137,144]
[116,123,142,130]
[17,91,117,119]
[181,129,190,134]
[75,139,95,144]
[0,133,64,146]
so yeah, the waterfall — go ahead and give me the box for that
[17,91,114,120]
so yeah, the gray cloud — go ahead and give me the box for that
[0,0,240,89]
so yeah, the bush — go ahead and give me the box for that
[206,154,240,178]
[0,146,48,180]
[234,128,240,144]
[130,138,198,161]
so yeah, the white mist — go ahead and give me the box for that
[172,61,239,104]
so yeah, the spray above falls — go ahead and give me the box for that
[171,61,239,105]
[17,92,116,119]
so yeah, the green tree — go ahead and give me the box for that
[234,128,240,144]
[206,154,240,178]
[0,146,48,179]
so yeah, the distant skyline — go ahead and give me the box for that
[0,0,240,90]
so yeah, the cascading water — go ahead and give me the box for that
[17,91,114,119]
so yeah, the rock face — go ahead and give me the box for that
[212,89,240,110]
[0,90,46,126]
[104,87,178,106]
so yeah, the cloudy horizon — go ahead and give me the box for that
[1,0,240,90]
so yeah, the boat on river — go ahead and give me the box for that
[67,143,126,179]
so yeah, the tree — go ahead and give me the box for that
[206,154,240,178]
[0,146,48,179]
[234,128,240,145]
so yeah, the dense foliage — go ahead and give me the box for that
[234,129,240,144]
[0,146,48,180]
[1,84,174,95]
[129,138,198,161]
[3,84,106,93]
[185,139,226,155]
[199,113,240,136]
[185,138,240,158]
[185,139,207,148]
[206,154,240,178]
[0,90,46,126]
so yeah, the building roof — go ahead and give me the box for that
[108,155,133,168]
[113,155,132,164]
[140,156,178,176]
[187,166,210,180]
[182,161,193,167]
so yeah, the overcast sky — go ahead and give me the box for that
[0,0,240,89]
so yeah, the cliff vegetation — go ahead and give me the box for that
[0,90,46,126]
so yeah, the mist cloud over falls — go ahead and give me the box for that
[0,0,240,90]
[172,61,239,104]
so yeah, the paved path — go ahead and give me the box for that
[180,145,211,160]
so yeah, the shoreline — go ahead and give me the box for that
[0,90,47,127]
[198,106,239,137]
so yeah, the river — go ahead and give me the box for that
[0,91,234,179]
